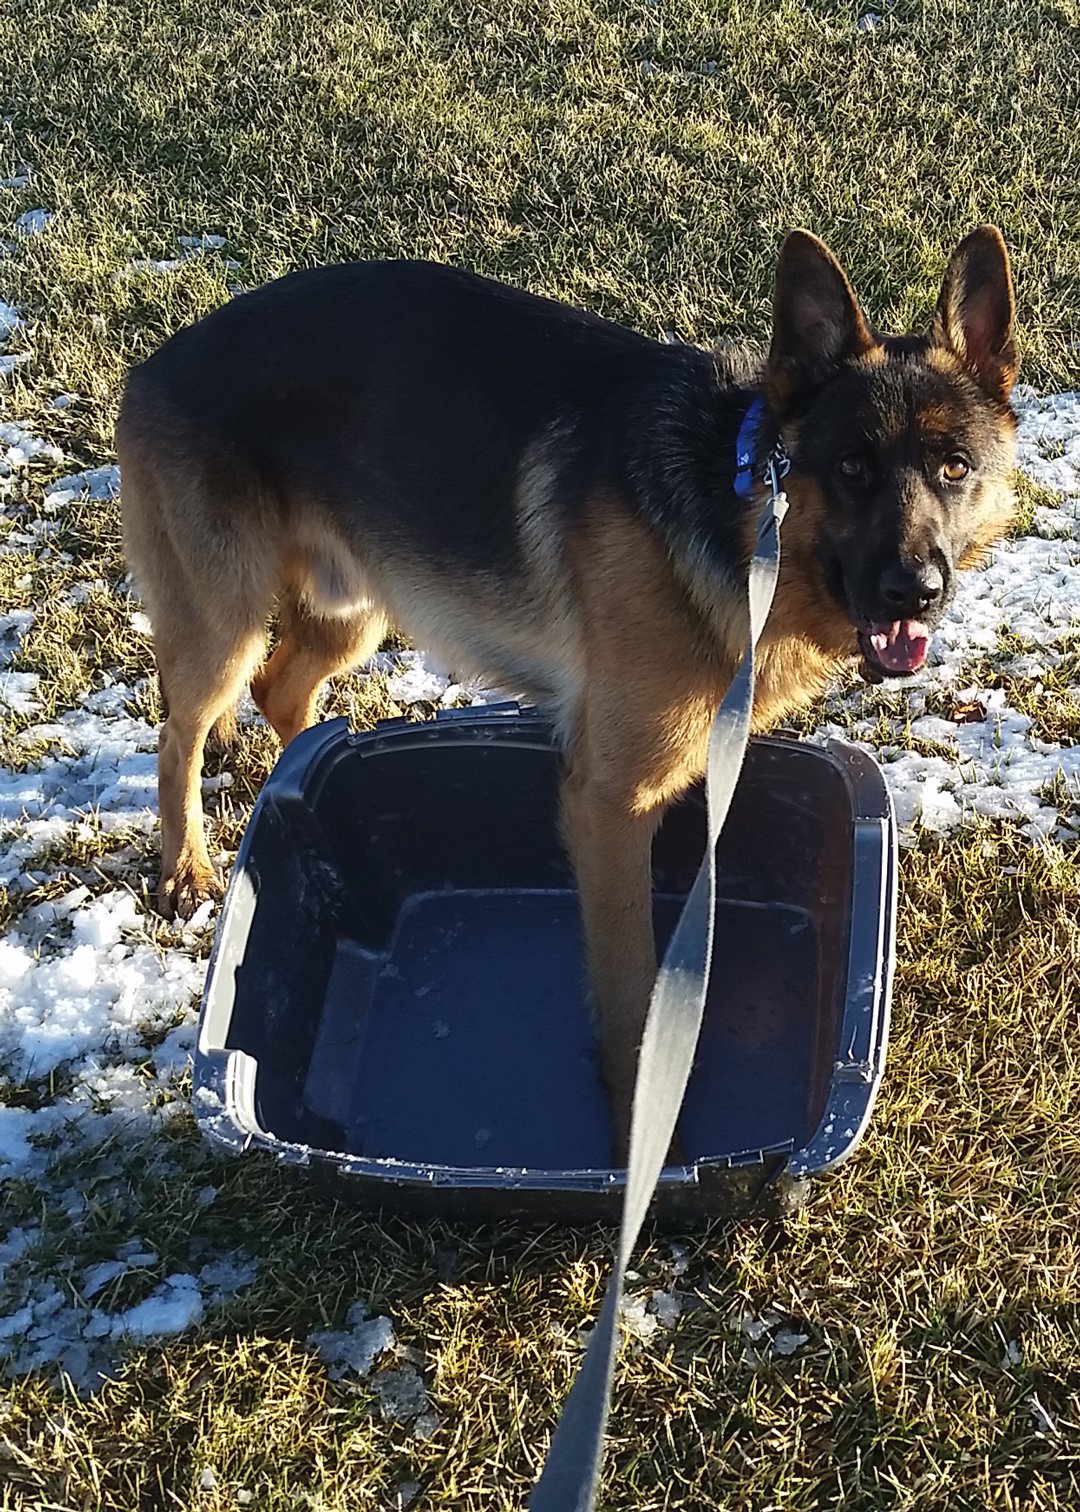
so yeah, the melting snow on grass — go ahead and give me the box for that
[112,232,239,281]
[308,1304,438,1438]
[0,264,1079,1391]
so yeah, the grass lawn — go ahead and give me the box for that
[2,0,1080,1506]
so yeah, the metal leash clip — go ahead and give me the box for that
[765,438,791,526]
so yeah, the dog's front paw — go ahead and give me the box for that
[157,855,224,921]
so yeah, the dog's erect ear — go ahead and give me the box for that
[764,230,878,414]
[931,225,1016,401]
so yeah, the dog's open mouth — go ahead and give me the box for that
[858,619,930,677]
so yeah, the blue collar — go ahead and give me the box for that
[733,396,768,501]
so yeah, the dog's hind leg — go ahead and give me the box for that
[250,598,389,746]
[154,612,267,919]
[120,447,274,920]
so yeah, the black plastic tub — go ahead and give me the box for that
[194,705,896,1223]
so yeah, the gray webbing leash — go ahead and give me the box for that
[530,437,790,1512]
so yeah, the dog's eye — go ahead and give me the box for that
[836,456,865,481]
[942,456,969,482]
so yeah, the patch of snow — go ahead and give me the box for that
[65,579,107,605]
[0,610,228,1388]
[116,1240,157,1266]
[1028,1392,1058,1436]
[0,1237,256,1388]
[771,1326,810,1357]
[0,300,22,340]
[198,1254,259,1303]
[14,209,52,237]
[44,464,120,505]
[178,234,226,251]
[386,656,452,705]
[0,1226,35,1285]
[0,294,30,378]
[0,352,30,380]
[377,649,503,707]
[81,1260,126,1298]
[0,1106,40,1172]
[115,257,187,278]
[114,234,238,280]
[150,1019,198,1078]
[620,1293,659,1340]
[736,1310,768,1343]
[308,1303,396,1380]
[668,1242,690,1276]
[0,701,162,886]
[1,419,64,473]
[734,1308,810,1364]
[369,1363,429,1421]
[0,609,34,668]
[0,889,203,1082]
[0,670,39,715]
[649,1289,683,1328]
[111,1273,203,1340]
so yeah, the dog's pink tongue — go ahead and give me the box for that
[869,619,930,673]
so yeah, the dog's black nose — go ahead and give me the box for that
[878,561,944,616]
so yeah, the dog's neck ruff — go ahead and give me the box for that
[733,396,790,501]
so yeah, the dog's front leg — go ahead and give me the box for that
[561,762,664,1167]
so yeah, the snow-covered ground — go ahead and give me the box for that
[1,225,1080,1389]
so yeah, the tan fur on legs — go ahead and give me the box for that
[564,498,738,1162]
[251,599,389,747]
[155,623,266,918]
[560,760,662,1163]
[118,437,278,920]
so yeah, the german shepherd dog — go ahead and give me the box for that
[118,227,1017,1161]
